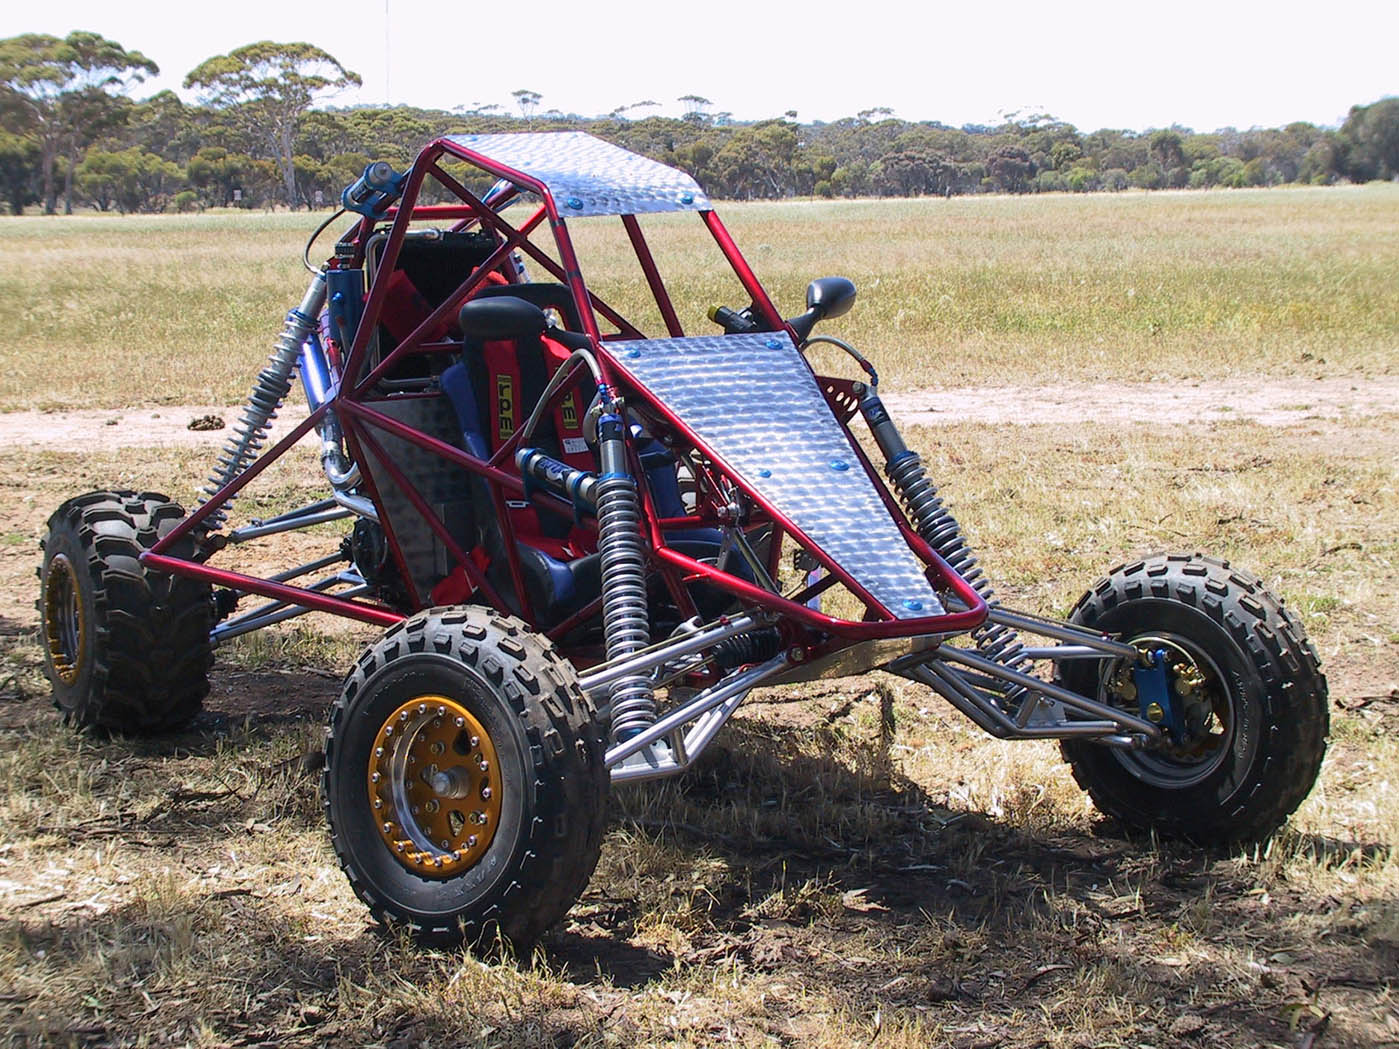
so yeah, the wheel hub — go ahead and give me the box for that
[368,696,503,877]
[1104,635,1232,779]
[43,553,85,686]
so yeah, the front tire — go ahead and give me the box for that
[38,490,212,734]
[324,608,608,947]
[1057,553,1328,845]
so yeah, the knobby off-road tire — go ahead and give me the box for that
[324,607,608,948]
[38,490,213,734]
[1057,553,1328,845]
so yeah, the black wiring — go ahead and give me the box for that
[303,207,349,274]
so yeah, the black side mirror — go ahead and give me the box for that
[458,296,548,346]
[788,276,857,342]
[807,276,857,320]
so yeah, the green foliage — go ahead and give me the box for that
[1339,97,1399,180]
[0,29,1392,212]
[0,129,38,213]
[0,30,156,213]
[184,41,359,209]
[76,146,183,212]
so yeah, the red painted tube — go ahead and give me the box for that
[150,405,328,554]
[141,553,403,628]
[701,210,784,331]
[654,546,985,641]
[622,214,683,337]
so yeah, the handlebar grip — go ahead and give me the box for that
[707,304,760,334]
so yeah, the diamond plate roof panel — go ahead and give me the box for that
[445,132,710,217]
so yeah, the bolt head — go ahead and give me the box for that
[480,787,492,800]
[454,716,465,727]
[467,835,478,848]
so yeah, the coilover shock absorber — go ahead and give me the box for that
[594,406,656,742]
[856,382,1028,670]
[199,272,328,528]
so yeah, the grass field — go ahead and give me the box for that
[0,185,1396,410]
[0,189,1396,1047]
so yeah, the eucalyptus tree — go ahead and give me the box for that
[185,41,360,209]
[0,31,157,213]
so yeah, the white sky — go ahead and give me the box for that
[5,0,1396,132]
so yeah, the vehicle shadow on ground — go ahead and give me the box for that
[544,715,1395,1045]
[7,677,1393,1047]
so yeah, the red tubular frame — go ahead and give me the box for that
[141,134,987,653]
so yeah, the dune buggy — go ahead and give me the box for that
[37,132,1328,946]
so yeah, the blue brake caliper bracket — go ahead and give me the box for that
[1132,648,1184,743]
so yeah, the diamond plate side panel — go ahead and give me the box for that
[612,333,943,620]
[358,396,476,597]
[446,132,710,217]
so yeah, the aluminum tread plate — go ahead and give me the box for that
[446,132,710,217]
[613,332,943,620]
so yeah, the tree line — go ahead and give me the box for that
[2,33,1397,216]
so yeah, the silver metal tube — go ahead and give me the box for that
[988,608,1141,659]
[213,582,370,641]
[226,508,353,542]
[910,661,1015,737]
[253,498,338,526]
[518,349,603,448]
[269,552,350,584]
[580,613,760,696]
[905,663,1127,739]
[933,646,1161,737]
[333,490,379,522]
[219,569,361,624]
[1020,646,1113,661]
[605,654,789,769]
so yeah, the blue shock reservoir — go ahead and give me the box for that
[298,331,333,410]
[341,161,406,218]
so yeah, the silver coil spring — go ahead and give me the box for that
[198,315,309,528]
[887,452,1027,669]
[595,473,656,739]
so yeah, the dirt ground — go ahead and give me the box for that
[1,381,1396,1048]
[2,376,1396,452]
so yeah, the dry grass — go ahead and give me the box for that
[1,185,1396,410]
[1,190,1396,1046]
[1,405,1395,1047]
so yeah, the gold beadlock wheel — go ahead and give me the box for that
[43,552,85,686]
[324,608,609,947]
[369,695,503,877]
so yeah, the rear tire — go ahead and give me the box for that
[38,490,212,734]
[1057,553,1328,845]
[324,607,608,948]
